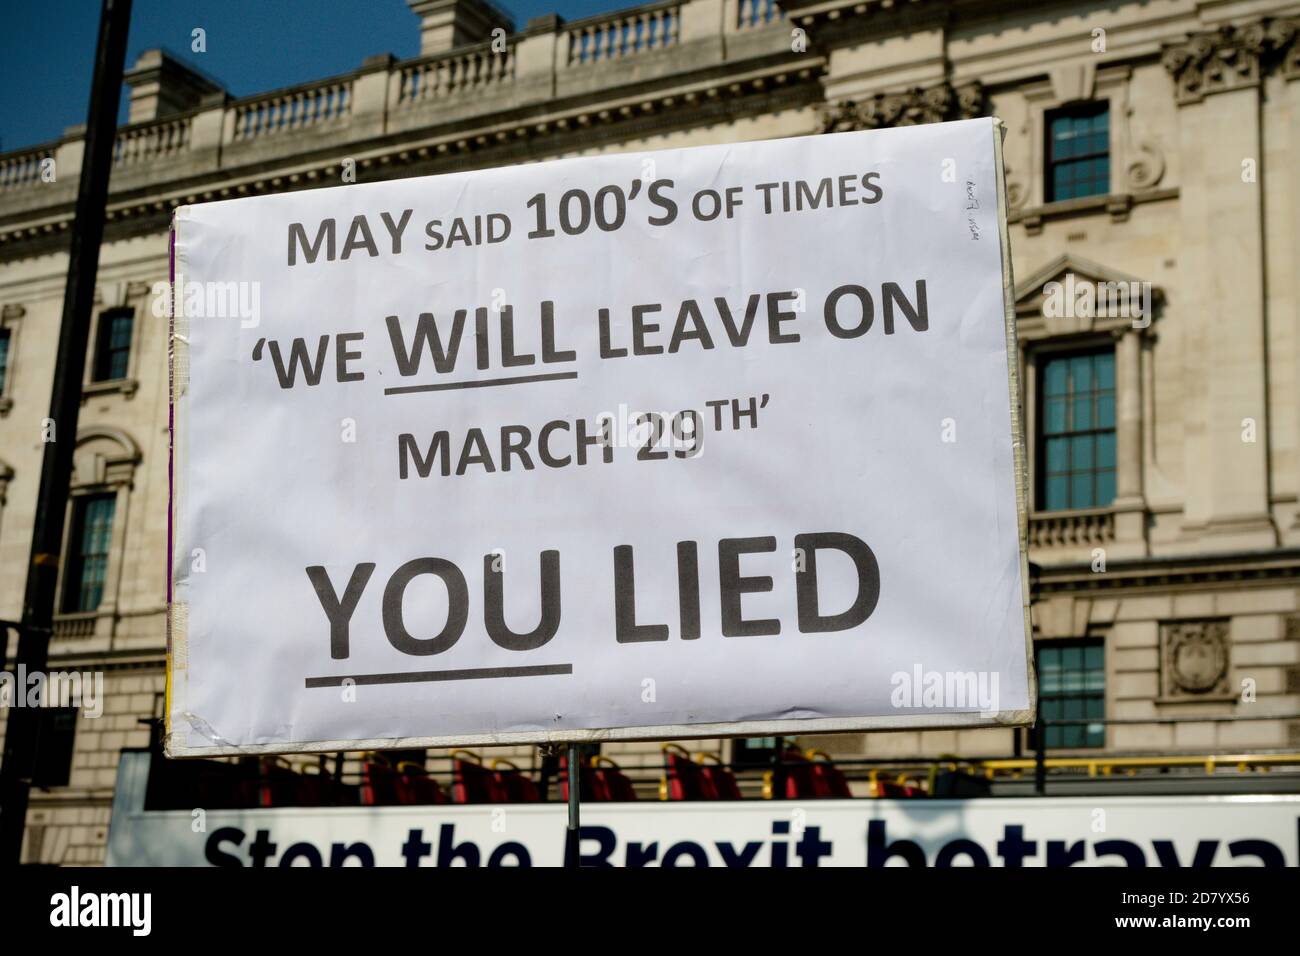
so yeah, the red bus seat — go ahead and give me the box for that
[491,759,540,802]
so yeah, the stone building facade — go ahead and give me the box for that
[1,0,1298,863]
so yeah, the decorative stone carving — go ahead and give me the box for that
[1161,620,1231,699]
[1125,139,1166,191]
[1162,19,1297,104]
[954,81,986,120]
[820,80,986,133]
[1268,18,1300,81]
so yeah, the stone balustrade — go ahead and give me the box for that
[736,0,783,29]
[400,39,517,104]
[113,115,192,165]
[1029,508,1117,549]
[0,143,54,191]
[230,78,354,141]
[565,2,682,65]
[0,0,792,199]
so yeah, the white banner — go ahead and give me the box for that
[168,117,1030,755]
[108,756,1296,867]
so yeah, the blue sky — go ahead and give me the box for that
[0,0,624,151]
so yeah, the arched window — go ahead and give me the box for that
[54,427,141,639]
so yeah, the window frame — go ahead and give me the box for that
[53,427,141,638]
[1033,638,1106,750]
[0,302,23,416]
[61,492,118,614]
[1034,346,1117,512]
[1044,101,1111,203]
[90,306,136,383]
[33,706,79,788]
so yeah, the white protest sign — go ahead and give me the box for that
[168,116,1031,756]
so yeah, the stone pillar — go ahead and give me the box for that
[1112,327,1146,547]
[1274,20,1300,544]
[122,49,222,123]
[351,54,395,139]
[188,92,228,156]
[514,15,561,93]
[680,0,726,47]
[1163,23,1277,550]
[407,0,513,55]
[54,126,86,183]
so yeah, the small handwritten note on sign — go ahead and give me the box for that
[167,117,1032,756]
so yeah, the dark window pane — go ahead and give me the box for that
[1037,349,1118,511]
[1044,397,1068,434]
[34,707,78,788]
[1071,473,1093,508]
[63,494,115,613]
[1072,435,1094,470]
[1052,169,1072,199]
[1044,360,1068,396]
[93,309,134,382]
[1047,104,1109,201]
[1095,469,1116,507]
[1045,475,1069,511]
[732,737,783,767]
[1070,355,1092,390]
[1071,392,1092,429]
[1035,639,1105,750]
[0,328,9,394]
[1096,353,1115,389]
[1045,438,1069,474]
[1096,432,1116,469]
[1096,392,1116,429]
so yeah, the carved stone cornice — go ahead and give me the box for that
[1032,548,1300,597]
[1267,17,1300,82]
[819,80,986,133]
[1162,18,1297,104]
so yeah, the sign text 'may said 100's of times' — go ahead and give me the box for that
[167,116,1032,757]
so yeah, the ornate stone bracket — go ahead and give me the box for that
[1126,139,1166,192]
[819,80,987,133]
[1162,18,1300,105]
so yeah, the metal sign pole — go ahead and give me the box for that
[0,0,133,865]
[566,743,581,868]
